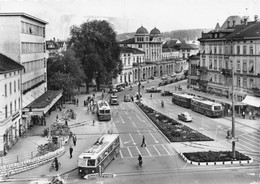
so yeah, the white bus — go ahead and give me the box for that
[78,134,120,176]
[191,98,222,117]
[96,100,111,121]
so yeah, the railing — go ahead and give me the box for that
[1,151,38,166]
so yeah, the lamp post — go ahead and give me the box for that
[138,61,141,103]
[230,58,236,159]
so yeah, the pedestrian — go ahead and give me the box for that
[141,135,146,147]
[76,99,79,106]
[53,157,59,171]
[249,111,252,119]
[131,95,134,102]
[56,114,59,121]
[252,111,255,120]
[69,146,73,159]
[242,111,245,119]
[73,134,77,146]
[150,93,152,99]
[93,119,95,126]
[65,120,68,126]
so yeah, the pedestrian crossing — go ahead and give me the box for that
[119,144,177,158]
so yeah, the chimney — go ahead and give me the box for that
[244,17,248,25]
[53,37,55,41]
[255,15,258,21]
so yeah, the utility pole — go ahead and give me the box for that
[231,58,236,159]
[138,61,141,103]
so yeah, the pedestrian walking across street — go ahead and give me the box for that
[141,135,146,147]
[69,146,73,159]
[73,134,77,146]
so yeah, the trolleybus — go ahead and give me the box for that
[172,92,194,108]
[96,100,111,121]
[78,134,120,177]
[190,98,222,117]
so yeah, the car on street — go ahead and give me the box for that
[116,86,125,92]
[158,82,165,87]
[110,95,119,105]
[161,76,167,80]
[146,86,161,93]
[161,90,173,96]
[178,112,192,122]
[124,95,132,102]
[108,88,118,94]
[149,76,155,80]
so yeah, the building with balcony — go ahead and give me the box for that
[0,53,24,156]
[197,15,260,113]
[119,26,177,79]
[46,37,67,58]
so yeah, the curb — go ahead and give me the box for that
[133,102,171,143]
[179,152,254,166]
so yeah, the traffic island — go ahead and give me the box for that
[180,150,253,165]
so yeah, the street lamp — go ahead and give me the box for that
[230,58,236,159]
[138,61,141,103]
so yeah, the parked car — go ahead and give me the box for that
[110,95,119,105]
[161,76,167,80]
[108,88,118,94]
[124,95,131,102]
[146,86,161,93]
[149,76,155,80]
[116,86,125,92]
[161,90,173,96]
[169,79,175,84]
[178,112,192,122]
[158,82,165,87]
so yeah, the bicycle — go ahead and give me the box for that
[49,162,61,172]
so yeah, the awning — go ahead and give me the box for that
[22,90,63,116]
[242,95,260,108]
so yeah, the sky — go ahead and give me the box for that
[0,0,259,40]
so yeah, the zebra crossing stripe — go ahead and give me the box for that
[145,147,152,156]
[127,147,133,157]
[153,145,161,155]
[162,144,171,155]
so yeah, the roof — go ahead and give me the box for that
[0,53,24,73]
[224,21,260,39]
[0,12,48,24]
[120,46,145,54]
[136,26,149,35]
[46,40,59,50]
[162,48,178,52]
[26,90,63,108]
[119,37,135,44]
[150,27,161,35]
[162,39,179,48]
[188,54,200,60]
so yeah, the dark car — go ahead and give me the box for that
[158,82,165,87]
[116,86,125,92]
[161,90,173,96]
[124,95,131,102]
[178,112,192,122]
[149,76,155,80]
[110,95,119,105]
[108,88,118,94]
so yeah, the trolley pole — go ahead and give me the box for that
[231,58,236,159]
[138,61,141,103]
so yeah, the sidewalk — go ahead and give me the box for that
[1,91,114,179]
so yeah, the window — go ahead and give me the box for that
[214,59,217,69]
[243,77,247,88]
[243,60,247,72]
[214,74,217,82]
[14,81,16,92]
[18,79,20,90]
[10,82,12,95]
[237,45,240,54]
[128,57,130,65]
[249,45,253,55]
[5,105,8,118]
[249,79,254,88]
[10,102,12,115]
[237,76,241,87]
[219,46,222,54]
[230,46,233,54]
[249,60,254,73]
[202,59,205,66]
[14,100,17,112]
[236,60,241,72]
[18,97,20,108]
[209,59,212,69]
[138,44,142,48]
[243,46,247,54]
[214,47,217,54]
[5,84,7,97]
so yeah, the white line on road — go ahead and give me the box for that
[137,129,142,136]
[149,131,159,143]
[136,114,145,122]
[119,150,123,158]
[136,146,141,155]
[153,145,161,155]
[119,115,125,124]
[127,147,133,157]
[145,147,152,156]
[166,99,171,103]
[120,138,124,148]
[129,133,136,145]
[162,144,171,155]
[121,105,128,115]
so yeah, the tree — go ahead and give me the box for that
[68,20,122,92]
[47,49,86,96]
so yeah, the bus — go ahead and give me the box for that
[78,134,120,177]
[190,98,222,117]
[172,92,194,108]
[96,100,111,121]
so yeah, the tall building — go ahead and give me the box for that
[197,15,260,114]
[0,13,63,154]
[0,53,24,156]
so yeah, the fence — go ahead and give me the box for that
[1,151,38,166]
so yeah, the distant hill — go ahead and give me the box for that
[117,28,211,42]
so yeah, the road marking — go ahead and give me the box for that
[127,147,133,157]
[145,147,152,156]
[129,133,136,145]
[162,144,171,155]
[168,112,174,116]
[120,138,124,148]
[137,129,142,136]
[153,145,161,155]
[126,103,132,108]
[121,105,128,115]
[136,114,145,122]
[166,99,171,103]
[149,131,159,143]
[129,117,137,127]
[119,115,125,124]
[119,150,123,158]
[136,146,141,155]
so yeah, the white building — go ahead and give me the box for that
[0,53,24,156]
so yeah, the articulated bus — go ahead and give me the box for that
[96,100,111,121]
[78,134,120,177]
[190,98,222,117]
[172,92,194,108]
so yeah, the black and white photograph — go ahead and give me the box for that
[0,0,259,183]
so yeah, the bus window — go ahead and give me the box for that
[105,110,110,113]
[87,159,96,166]
[214,106,221,111]
[100,110,105,114]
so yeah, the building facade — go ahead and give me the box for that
[0,53,24,156]
[197,15,260,113]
